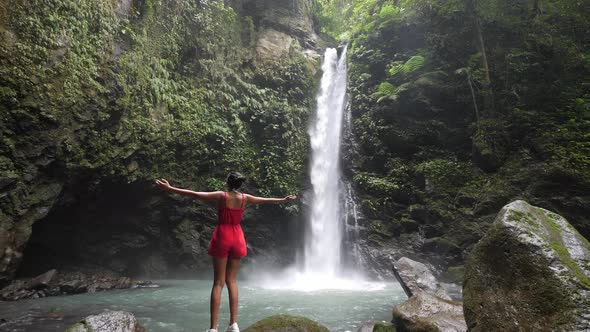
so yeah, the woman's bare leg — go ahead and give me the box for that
[225,258,241,325]
[210,257,228,330]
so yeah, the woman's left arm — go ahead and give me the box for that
[155,179,223,202]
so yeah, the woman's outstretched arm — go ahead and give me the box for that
[244,194,297,204]
[155,179,223,202]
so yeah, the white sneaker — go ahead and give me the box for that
[207,329,217,332]
[225,323,239,332]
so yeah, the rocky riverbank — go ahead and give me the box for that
[391,257,466,332]
[0,269,155,301]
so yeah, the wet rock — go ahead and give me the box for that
[392,257,450,300]
[372,321,396,331]
[0,280,29,300]
[391,257,466,332]
[392,292,466,332]
[243,314,329,332]
[134,280,159,288]
[28,269,56,290]
[0,271,147,301]
[463,200,590,332]
[356,322,397,332]
[0,269,57,297]
[65,310,145,332]
[59,280,87,294]
[356,323,374,332]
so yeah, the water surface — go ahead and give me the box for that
[0,279,405,332]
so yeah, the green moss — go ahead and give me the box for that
[373,321,397,332]
[370,220,392,237]
[64,322,91,332]
[443,265,465,283]
[463,220,579,331]
[1,0,316,203]
[543,215,565,233]
[507,210,546,233]
[243,315,329,332]
[549,242,590,289]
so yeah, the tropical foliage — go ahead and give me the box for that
[314,0,590,258]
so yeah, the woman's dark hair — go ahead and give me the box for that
[226,171,246,191]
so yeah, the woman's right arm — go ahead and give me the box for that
[245,194,297,204]
[155,179,223,202]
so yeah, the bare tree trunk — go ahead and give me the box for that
[466,0,494,116]
[474,16,491,83]
[467,71,481,129]
[532,0,542,18]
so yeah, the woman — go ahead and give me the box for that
[155,171,296,332]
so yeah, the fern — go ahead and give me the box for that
[371,82,399,103]
[388,55,426,77]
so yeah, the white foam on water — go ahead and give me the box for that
[250,265,386,292]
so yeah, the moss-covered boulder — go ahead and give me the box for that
[372,321,397,332]
[463,200,590,331]
[243,315,329,332]
[65,310,145,332]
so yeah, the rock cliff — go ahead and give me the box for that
[0,0,321,285]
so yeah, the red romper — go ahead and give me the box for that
[208,192,247,258]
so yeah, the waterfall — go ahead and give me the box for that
[253,47,384,291]
[304,47,348,277]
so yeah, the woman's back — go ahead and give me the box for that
[217,192,245,225]
[220,191,246,209]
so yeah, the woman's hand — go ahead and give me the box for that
[155,178,172,191]
[283,195,297,202]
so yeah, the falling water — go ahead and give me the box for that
[251,47,383,290]
[304,47,348,276]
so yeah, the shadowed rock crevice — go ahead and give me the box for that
[16,181,205,279]
[15,180,302,281]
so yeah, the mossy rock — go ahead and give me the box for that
[471,121,509,173]
[243,315,329,332]
[65,323,89,332]
[64,311,145,332]
[464,200,590,331]
[441,266,464,284]
[373,321,397,332]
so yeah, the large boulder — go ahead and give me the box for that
[392,257,466,332]
[65,310,145,332]
[243,315,329,332]
[28,269,57,290]
[392,257,451,300]
[463,200,590,331]
[392,292,465,332]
